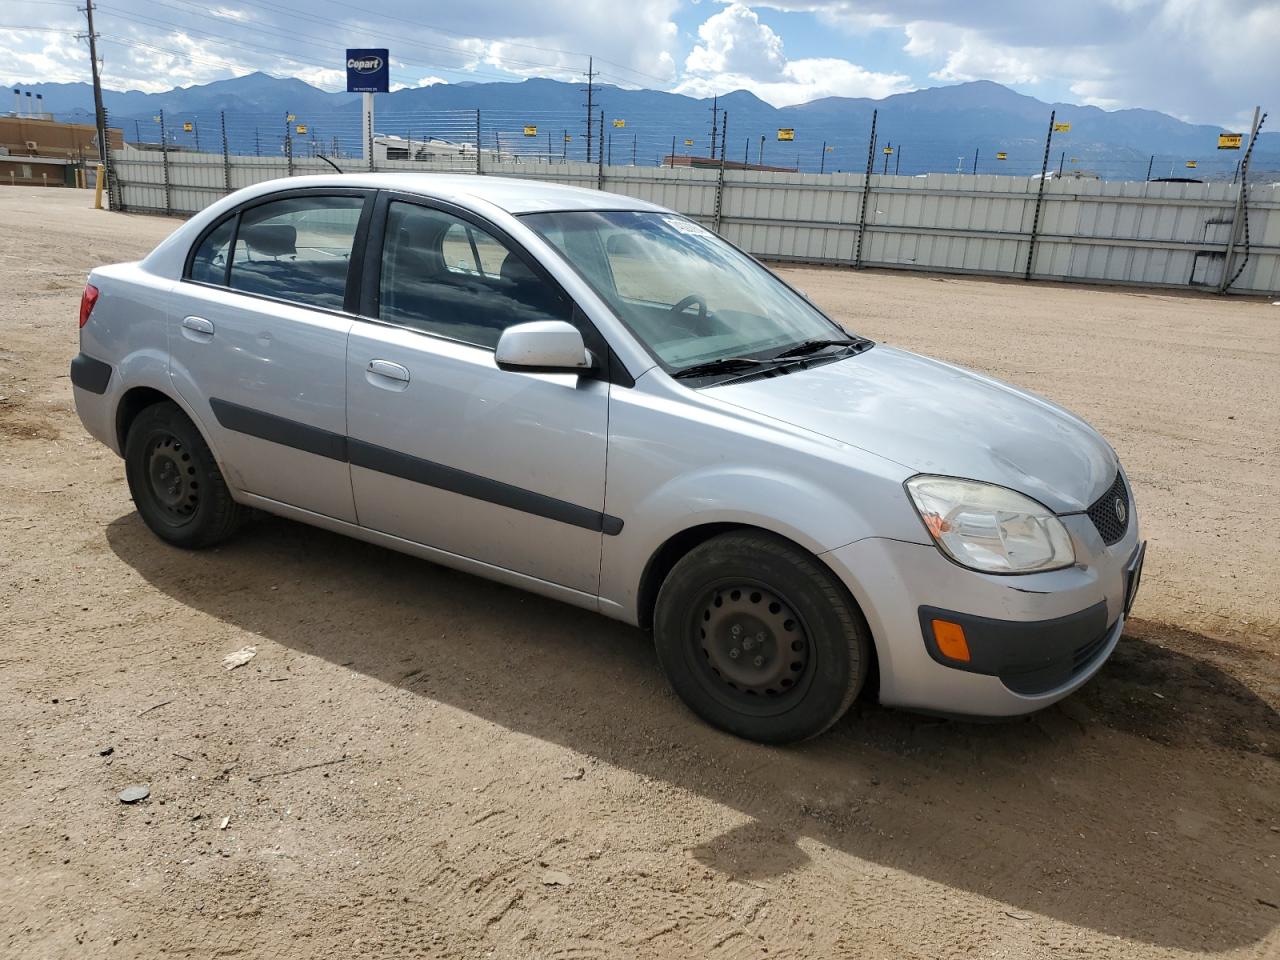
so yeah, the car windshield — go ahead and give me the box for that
[520,210,854,374]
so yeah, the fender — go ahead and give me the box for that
[597,372,927,625]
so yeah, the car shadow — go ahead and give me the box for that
[105,512,1280,952]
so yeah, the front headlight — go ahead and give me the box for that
[905,475,1075,574]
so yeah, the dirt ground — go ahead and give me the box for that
[1,186,1277,959]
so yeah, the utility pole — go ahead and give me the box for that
[819,140,827,174]
[582,57,596,163]
[670,135,676,168]
[758,134,764,166]
[80,0,111,204]
[895,145,901,176]
[709,94,719,160]
[632,134,636,166]
[1145,155,1154,181]
[972,147,978,175]
[882,141,890,175]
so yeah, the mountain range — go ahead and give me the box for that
[14,73,1277,181]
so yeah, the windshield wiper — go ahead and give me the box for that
[771,337,863,360]
[672,356,771,379]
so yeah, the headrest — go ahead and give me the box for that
[240,222,297,257]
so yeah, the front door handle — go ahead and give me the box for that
[366,359,410,390]
[181,315,214,340]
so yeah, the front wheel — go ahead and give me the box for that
[653,531,871,743]
[124,400,245,549]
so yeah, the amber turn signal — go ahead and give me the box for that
[931,619,971,663]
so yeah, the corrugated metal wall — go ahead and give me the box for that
[110,150,1280,296]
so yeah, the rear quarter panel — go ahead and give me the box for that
[75,262,176,454]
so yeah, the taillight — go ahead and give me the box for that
[79,283,99,328]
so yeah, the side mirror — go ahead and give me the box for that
[495,321,595,375]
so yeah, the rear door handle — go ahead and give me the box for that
[181,315,214,339]
[366,359,410,389]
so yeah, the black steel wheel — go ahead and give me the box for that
[124,400,245,549]
[143,432,201,524]
[654,531,871,743]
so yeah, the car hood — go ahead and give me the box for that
[708,345,1117,513]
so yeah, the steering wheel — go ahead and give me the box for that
[668,295,709,336]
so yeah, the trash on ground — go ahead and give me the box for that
[118,785,150,804]
[223,646,258,670]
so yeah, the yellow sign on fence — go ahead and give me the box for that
[996,151,1008,160]
[564,134,572,142]
[777,128,795,141]
[1218,133,1243,149]
[882,146,893,155]
[182,122,193,132]
[613,119,625,128]
[1185,160,1198,168]
[684,138,694,146]
[523,125,537,137]
[1053,122,1072,133]
[295,124,307,135]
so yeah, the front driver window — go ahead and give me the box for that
[379,201,572,350]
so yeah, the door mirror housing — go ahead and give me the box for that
[495,321,595,375]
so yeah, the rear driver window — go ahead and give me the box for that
[227,196,364,310]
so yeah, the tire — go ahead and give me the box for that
[124,400,245,549]
[653,531,871,744]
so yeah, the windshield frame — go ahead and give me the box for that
[517,209,866,381]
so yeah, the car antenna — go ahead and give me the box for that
[315,154,343,174]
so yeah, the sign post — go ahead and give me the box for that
[347,49,389,166]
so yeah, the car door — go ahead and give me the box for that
[171,189,372,522]
[344,195,610,595]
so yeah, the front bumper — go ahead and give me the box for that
[823,511,1142,717]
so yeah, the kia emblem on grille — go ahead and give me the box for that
[1114,498,1127,525]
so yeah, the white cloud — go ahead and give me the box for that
[904,24,1043,86]
[685,3,787,79]
[292,67,346,90]
[746,0,1279,123]
[677,3,912,105]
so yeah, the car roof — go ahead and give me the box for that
[271,172,671,215]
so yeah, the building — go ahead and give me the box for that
[0,116,123,187]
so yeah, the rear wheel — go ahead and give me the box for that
[653,531,871,743]
[124,400,244,549]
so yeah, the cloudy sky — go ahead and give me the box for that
[1,0,1275,125]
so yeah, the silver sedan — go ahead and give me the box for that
[71,174,1145,742]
